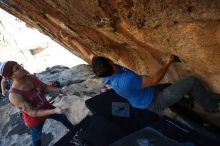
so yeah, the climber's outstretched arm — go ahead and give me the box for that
[60,30,95,64]
[141,55,174,88]
[71,39,95,64]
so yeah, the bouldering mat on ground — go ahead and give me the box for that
[55,89,220,146]
[85,89,220,146]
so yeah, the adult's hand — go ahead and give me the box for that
[53,106,68,114]
[61,86,74,96]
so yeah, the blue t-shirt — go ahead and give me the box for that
[102,65,155,109]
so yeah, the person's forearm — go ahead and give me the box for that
[60,30,94,63]
[45,86,62,94]
[60,30,94,60]
[73,40,92,57]
[154,62,172,83]
[1,83,5,95]
[1,79,7,96]
[73,40,95,63]
[29,108,55,117]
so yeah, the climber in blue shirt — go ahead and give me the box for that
[67,36,220,113]
[102,64,156,109]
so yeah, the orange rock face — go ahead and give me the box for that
[0,0,220,93]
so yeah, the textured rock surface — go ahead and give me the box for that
[0,1,220,93]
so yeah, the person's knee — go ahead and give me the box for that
[184,76,202,87]
[184,76,199,82]
[175,76,195,87]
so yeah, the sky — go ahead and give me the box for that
[0,8,86,73]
